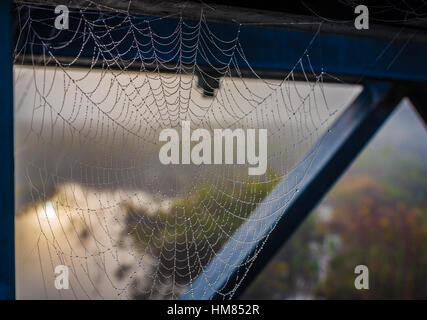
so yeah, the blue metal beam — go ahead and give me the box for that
[407,84,427,129]
[0,0,15,300]
[181,82,405,299]
[13,4,427,82]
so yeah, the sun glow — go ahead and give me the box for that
[40,201,56,220]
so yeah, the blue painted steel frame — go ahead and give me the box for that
[14,5,427,82]
[1,3,425,300]
[0,0,15,300]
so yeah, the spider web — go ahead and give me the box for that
[13,1,360,299]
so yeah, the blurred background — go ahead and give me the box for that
[243,99,427,299]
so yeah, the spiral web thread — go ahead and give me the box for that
[13,1,361,299]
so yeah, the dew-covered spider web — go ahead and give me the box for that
[13,1,361,299]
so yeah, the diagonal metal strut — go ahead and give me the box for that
[181,82,406,299]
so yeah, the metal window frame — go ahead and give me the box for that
[1,0,427,300]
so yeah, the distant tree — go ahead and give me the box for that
[317,174,427,299]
